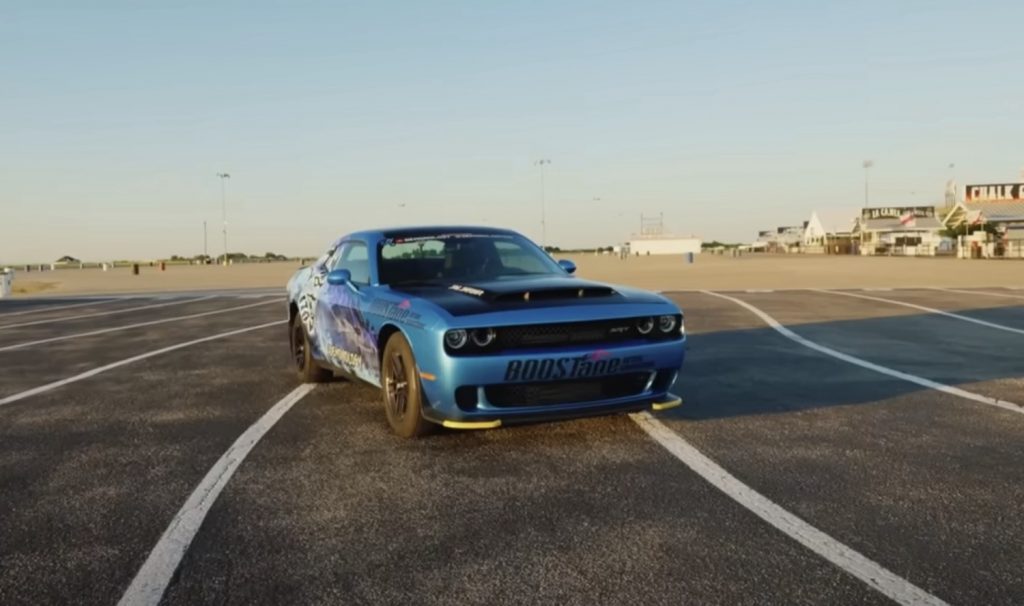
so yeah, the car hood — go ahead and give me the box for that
[389,276,666,317]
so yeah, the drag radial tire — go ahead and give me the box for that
[381,332,433,438]
[290,314,332,383]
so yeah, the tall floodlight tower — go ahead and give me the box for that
[534,159,551,248]
[862,160,873,207]
[217,172,231,265]
[945,163,957,207]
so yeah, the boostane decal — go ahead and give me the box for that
[327,345,362,367]
[369,299,425,328]
[504,351,603,381]
[504,351,655,382]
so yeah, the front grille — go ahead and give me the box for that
[495,319,640,349]
[485,372,650,407]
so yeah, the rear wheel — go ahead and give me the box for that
[381,332,433,438]
[290,314,332,383]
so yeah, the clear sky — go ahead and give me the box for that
[3,0,1023,261]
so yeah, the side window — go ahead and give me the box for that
[332,242,371,284]
[320,246,340,271]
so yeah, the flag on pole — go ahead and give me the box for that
[898,212,916,227]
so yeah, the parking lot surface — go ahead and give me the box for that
[1,287,1022,605]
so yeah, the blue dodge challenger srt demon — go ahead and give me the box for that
[286,226,686,438]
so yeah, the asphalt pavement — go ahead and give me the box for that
[1,288,1022,605]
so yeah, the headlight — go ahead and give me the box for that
[636,317,655,335]
[658,315,678,333]
[445,329,468,349]
[471,328,497,347]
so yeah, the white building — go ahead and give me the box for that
[627,236,702,256]
[855,206,947,256]
[803,209,858,246]
[775,225,804,252]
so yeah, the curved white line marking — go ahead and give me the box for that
[0,320,285,407]
[816,289,1024,336]
[934,287,1024,300]
[0,299,280,353]
[630,413,949,606]
[701,290,1022,415]
[0,297,119,318]
[0,296,217,331]
[118,384,315,606]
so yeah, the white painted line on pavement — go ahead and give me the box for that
[118,384,315,606]
[0,296,217,331]
[0,299,280,353]
[701,290,1023,415]
[816,289,1024,337]
[0,320,285,408]
[630,412,949,606]
[0,297,120,318]
[933,288,1024,300]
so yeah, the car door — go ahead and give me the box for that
[313,241,379,382]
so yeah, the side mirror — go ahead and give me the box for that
[326,268,351,285]
[557,259,577,274]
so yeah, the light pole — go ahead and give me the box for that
[858,160,873,254]
[203,220,208,261]
[535,159,551,248]
[217,173,230,265]
[862,160,873,208]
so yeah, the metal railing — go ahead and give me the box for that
[958,238,1024,259]
[992,239,1024,259]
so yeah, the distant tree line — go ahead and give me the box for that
[167,252,291,263]
[543,245,615,254]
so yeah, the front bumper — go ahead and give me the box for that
[417,337,686,426]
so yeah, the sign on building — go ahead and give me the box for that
[861,206,936,220]
[965,183,1024,202]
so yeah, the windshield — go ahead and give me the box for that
[378,232,563,285]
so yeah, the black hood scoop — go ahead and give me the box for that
[490,285,616,303]
[393,277,637,316]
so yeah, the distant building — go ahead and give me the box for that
[627,236,702,256]
[942,182,1024,258]
[739,241,769,253]
[626,213,701,255]
[802,209,858,254]
[774,225,804,252]
[854,206,947,256]
[55,255,81,264]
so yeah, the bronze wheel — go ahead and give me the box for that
[381,332,433,438]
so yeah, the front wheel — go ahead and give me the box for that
[290,314,332,383]
[381,332,433,438]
